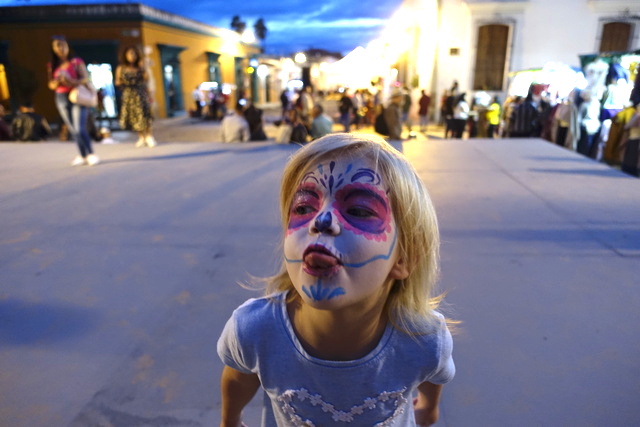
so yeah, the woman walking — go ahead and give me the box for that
[47,35,99,166]
[115,45,156,147]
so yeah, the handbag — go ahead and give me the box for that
[69,83,98,108]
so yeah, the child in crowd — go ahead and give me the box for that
[217,133,455,426]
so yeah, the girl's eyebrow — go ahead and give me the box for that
[343,188,388,210]
[294,188,320,199]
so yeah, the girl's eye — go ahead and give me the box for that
[293,205,315,216]
[346,206,376,218]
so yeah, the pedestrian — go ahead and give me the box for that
[192,85,203,117]
[220,102,250,143]
[287,108,309,144]
[509,88,540,138]
[47,35,99,166]
[339,90,354,132]
[244,102,267,141]
[384,88,404,140]
[486,96,501,138]
[217,133,455,427]
[451,93,469,139]
[310,104,332,139]
[115,45,156,147]
[444,90,457,138]
[280,89,290,117]
[402,86,412,133]
[418,89,431,133]
[352,89,365,129]
[296,86,314,130]
[621,103,640,177]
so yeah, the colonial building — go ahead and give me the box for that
[347,0,639,119]
[0,3,261,124]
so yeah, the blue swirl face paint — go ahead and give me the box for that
[302,278,346,302]
[284,158,401,309]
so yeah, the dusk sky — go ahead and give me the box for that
[1,0,405,55]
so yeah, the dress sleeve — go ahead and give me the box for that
[427,316,456,385]
[216,309,254,374]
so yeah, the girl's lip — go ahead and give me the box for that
[302,244,342,262]
[302,244,342,277]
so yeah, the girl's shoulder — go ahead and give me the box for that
[393,310,450,338]
[70,57,85,67]
[231,292,286,326]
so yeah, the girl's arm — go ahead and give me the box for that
[47,64,59,91]
[414,381,443,426]
[220,365,260,427]
[71,59,89,87]
[114,66,123,87]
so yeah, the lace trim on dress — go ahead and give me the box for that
[277,387,407,426]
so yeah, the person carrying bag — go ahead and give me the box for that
[47,35,99,166]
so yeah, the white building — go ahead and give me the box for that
[376,0,640,118]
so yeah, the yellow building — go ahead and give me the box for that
[0,3,260,124]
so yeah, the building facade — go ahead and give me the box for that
[0,3,261,124]
[374,0,640,119]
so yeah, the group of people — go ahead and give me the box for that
[439,66,640,178]
[45,36,157,166]
[0,103,52,142]
[275,86,334,144]
[441,85,501,140]
[192,86,230,121]
[219,101,267,143]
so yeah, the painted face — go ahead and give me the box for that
[284,157,401,310]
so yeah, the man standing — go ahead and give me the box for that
[384,89,403,140]
[297,86,314,130]
[339,90,354,132]
[401,86,412,133]
[418,90,431,134]
[192,86,203,117]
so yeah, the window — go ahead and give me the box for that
[599,22,632,53]
[207,52,221,84]
[473,24,510,91]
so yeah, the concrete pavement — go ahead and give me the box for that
[1,131,639,426]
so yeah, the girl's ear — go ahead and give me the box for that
[389,256,410,280]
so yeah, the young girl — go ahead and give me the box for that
[217,133,455,426]
[115,45,156,147]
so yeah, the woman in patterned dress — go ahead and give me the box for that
[115,46,156,147]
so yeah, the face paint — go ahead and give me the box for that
[333,183,392,241]
[284,157,401,308]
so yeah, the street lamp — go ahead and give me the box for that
[295,52,307,64]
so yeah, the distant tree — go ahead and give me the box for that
[254,18,267,52]
[231,15,246,34]
[254,18,267,41]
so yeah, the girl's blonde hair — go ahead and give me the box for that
[267,133,442,332]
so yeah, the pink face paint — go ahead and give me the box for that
[287,184,321,232]
[332,183,392,242]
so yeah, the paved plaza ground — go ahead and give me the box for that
[1,116,639,426]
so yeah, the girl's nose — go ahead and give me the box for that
[311,211,340,235]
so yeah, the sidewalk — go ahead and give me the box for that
[1,134,638,426]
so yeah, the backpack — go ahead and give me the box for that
[374,107,389,136]
[11,113,36,142]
